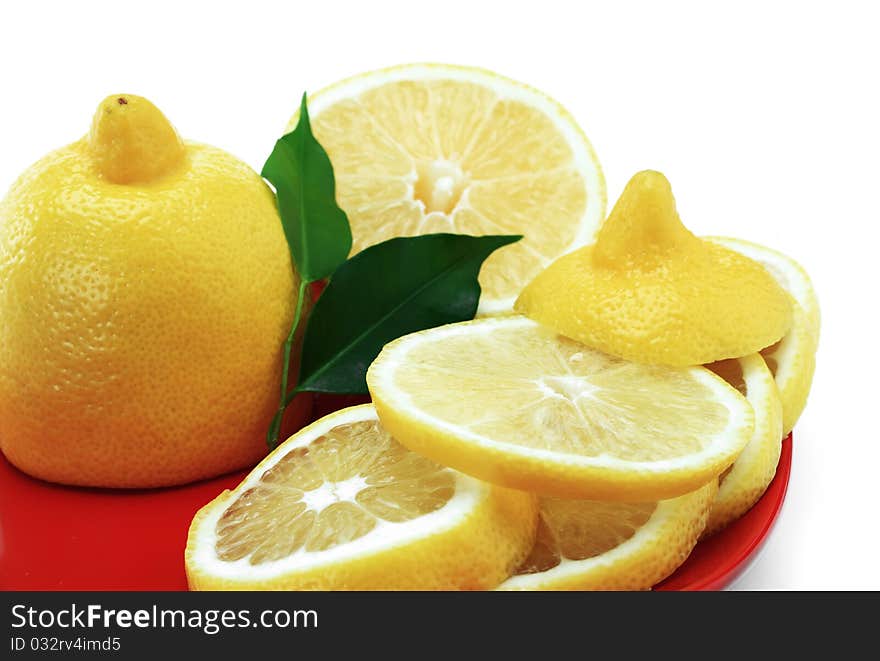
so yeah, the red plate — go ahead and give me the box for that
[0,418,792,591]
[655,434,792,590]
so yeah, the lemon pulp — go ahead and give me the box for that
[499,482,716,590]
[517,500,656,573]
[215,419,455,564]
[368,315,754,501]
[187,405,538,590]
[393,323,728,461]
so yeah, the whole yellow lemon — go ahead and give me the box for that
[0,94,308,488]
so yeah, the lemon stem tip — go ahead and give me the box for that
[595,170,695,263]
[88,94,185,184]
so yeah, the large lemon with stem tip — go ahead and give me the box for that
[0,95,309,488]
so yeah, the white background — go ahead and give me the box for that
[1,1,877,589]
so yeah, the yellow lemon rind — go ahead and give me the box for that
[514,241,794,367]
[707,236,820,346]
[0,130,301,488]
[703,353,783,537]
[705,237,817,435]
[767,304,816,436]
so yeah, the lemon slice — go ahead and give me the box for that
[367,316,754,501]
[499,481,716,590]
[757,305,815,436]
[708,237,819,434]
[296,63,606,314]
[703,354,783,537]
[186,405,537,590]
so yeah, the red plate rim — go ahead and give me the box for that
[0,429,792,591]
[654,433,792,590]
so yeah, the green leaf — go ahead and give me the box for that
[292,233,521,396]
[261,92,352,282]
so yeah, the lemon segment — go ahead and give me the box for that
[515,171,794,366]
[708,237,819,434]
[186,405,537,590]
[294,64,606,314]
[703,354,783,537]
[367,315,754,501]
[499,481,716,590]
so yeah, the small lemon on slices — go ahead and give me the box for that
[367,315,754,501]
[515,171,794,366]
[292,63,606,314]
[703,354,783,536]
[499,481,716,590]
[708,237,819,435]
[186,405,537,590]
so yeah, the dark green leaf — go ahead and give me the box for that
[293,233,521,395]
[261,92,351,282]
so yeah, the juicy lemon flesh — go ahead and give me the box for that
[516,500,656,574]
[215,419,455,565]
[392,323,729,462]
[308,76,593,304]
[499,482,716,590]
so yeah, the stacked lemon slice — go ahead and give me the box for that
[186,70,817,590]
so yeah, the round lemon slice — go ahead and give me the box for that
[295,63,606,314]
[367,316,754,501]
[499,481,716,590]
[708,237,818,434]
[186,405,537,590]
[703,354,783,537]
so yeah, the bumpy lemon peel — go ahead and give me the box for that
[89,94,186,184]
[515,170,794,366]
[0,95,303,488]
